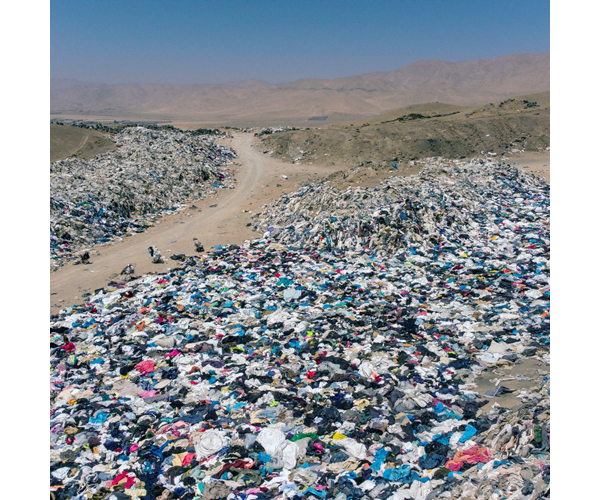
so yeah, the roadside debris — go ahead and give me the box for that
[193,238,205,253]
[121,264,136,276]
[148,246,164,264]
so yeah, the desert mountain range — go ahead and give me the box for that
[51,52,549,124]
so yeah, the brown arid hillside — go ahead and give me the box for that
[50,123,116,162]
[258,92,550,173]
[51,53,549,124]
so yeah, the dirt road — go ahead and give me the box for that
[50,133,340,313]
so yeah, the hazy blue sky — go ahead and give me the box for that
[51,0,550,84]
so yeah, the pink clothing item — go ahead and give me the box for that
[445,444,493,472]
[139,390,157,398]
[135,360,155,375]
[182,453,195,466]
[165,349,180,358]
[109,471,137,489]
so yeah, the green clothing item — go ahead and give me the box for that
[290,432,319,442]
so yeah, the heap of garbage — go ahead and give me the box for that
[254,159,548,261]
[50,158,550,500]
[254,127,300,137]
[50,126,238,270]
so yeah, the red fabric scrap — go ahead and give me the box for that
[109,471,137,489]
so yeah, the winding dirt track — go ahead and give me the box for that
[50,133,340,313]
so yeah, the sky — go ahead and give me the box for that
[51,0,550,84]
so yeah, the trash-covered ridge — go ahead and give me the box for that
[50,126,237,270]
[50,161,550,500]
[255,159,548,259]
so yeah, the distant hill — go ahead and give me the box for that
[51,52,549,124]
[50,124,116,162]
[259,91,550,169]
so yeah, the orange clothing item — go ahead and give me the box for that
[445,444,492,471]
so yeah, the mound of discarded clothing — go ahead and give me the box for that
[50,126,237,270]
[50,167,550,500]
[254,159,548,261]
